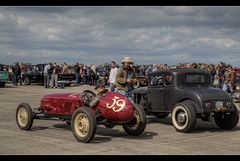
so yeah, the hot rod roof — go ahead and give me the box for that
[148,68,210,76]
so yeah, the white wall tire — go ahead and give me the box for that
[171,101,196,133]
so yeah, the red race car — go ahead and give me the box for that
[16,87,147,143]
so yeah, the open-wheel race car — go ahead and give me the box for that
[16,87,147,143]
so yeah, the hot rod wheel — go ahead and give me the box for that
[122,103,147,136]
[23,77,31,85]
[71,107,97,143]
[171,100,196,133]
[16,103,34,130]
[214,106,239,130]
[133,80,140,89]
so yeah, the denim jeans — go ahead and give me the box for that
[223,83,233,93]
[116,89,134,102]
[109,83,115,92]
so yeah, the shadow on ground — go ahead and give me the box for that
[147,115,240,133]
[96,126,158,141]
[31,122,158,142]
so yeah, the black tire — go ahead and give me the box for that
[133,80,140,89]
[16,103,34,130]
[24,77,31,85]
[0,82,5,87]
[71,107,97,143]
[122,104,147,136]
[155,113,169,119]
[171,101,197,133]
[214,107,239,130]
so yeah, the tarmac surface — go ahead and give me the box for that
[0,84,240,155]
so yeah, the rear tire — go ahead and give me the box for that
[214,107,239,130]
[122,104,147,136]
[16,103,34,130]
[171,101,196,133]
[71,107,96,143]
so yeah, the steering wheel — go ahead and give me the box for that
[82,90,97,106]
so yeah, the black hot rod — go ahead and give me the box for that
[134,68,239,133]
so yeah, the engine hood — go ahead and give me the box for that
[42,93,81,100]
[189,87,231,101]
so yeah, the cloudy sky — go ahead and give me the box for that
[0,6,240,66]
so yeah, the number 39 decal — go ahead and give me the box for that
[106,96,126,112]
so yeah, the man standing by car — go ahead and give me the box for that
[223,65,235,93]
[62,62,68,74]
[74,62,80,85]
[12,62,21,86]
[43,62,51,88]
[108,61,118,92]
[217,62,226,88]
[50,62,59,88]
[115,56,136,101]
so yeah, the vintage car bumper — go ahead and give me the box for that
[57,80,76,84]
[202,100,237,113]
[203,107,236,113]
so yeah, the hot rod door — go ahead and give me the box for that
[147,87,165,112]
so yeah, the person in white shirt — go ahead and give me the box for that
[108,61,118,92]
[43,62,51,88]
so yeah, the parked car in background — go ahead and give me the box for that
[58,66,76,86]
[134,68,239,133]
[96,66,110,87]
[22,64,46,85]
[0,70,9,87]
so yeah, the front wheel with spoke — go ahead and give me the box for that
[16,103,34,130]
[71,107,96,143]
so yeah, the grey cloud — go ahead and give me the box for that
[0,7,240,66]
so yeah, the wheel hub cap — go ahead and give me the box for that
[177,112,186,124]
[75,113,89,137]
[18,107,28,126]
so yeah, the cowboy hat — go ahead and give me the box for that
[121,56,134,64]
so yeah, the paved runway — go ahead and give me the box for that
[0,84,240,154]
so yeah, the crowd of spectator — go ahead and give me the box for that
[0,61,239,92]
